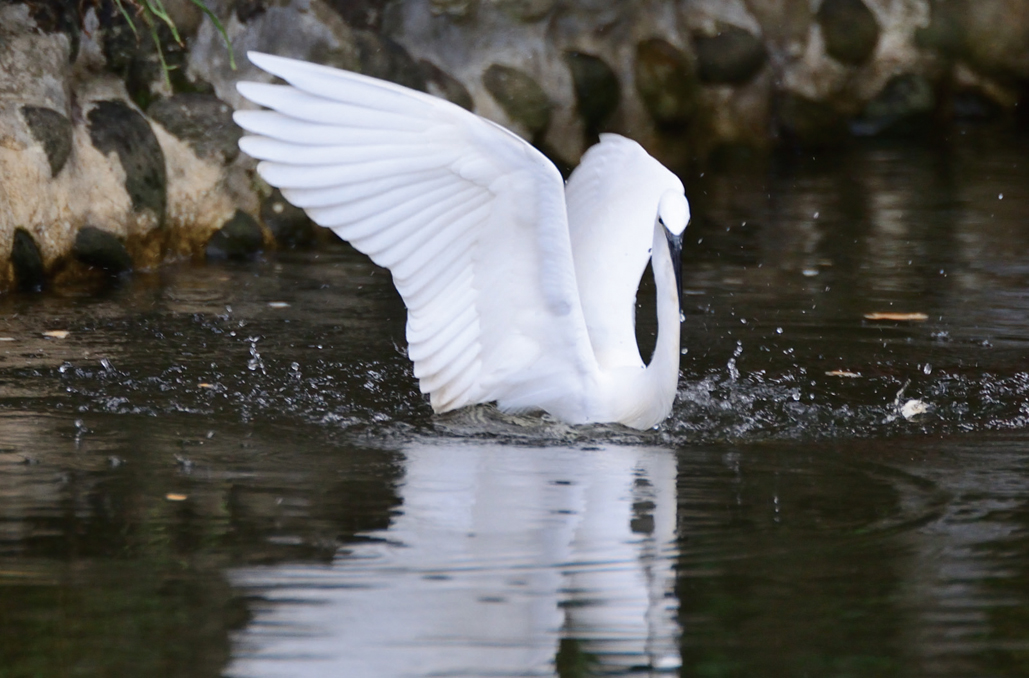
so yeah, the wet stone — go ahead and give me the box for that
[482,64,552,136]
[634,39,699,127]
[21,106,73,177]
[262,189,316,248]
[693,25,768,85]
[73,227,133,275]
[11,229,45,292]
[817,0,880,66]
[206,210,264,261]
[564,51,620,132]
[853,74,935,136]
[87,100,167,220]
[777,93,848,147]
[147,93,242,164]
[419,60,474,111]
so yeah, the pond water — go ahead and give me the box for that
[2,128,1029,677]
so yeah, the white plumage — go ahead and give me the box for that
[234,52,690,429]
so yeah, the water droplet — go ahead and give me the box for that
[680,348,688,355]
[776,327,783,334]
[802,268,819,277]
[922,363,932,375]
[813,211,820,219]
[999,193,1004,199]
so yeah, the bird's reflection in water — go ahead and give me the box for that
[227,443,680,677]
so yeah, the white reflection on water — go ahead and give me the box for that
[226,443,680,677]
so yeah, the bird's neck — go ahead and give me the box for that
[612,224,682,430]
[642,223,682,421]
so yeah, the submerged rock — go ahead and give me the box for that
[777,93,847,146]
[853,74,935,136]
[206,210,265,261]
[817,0,880,66]
[262,189,317,249]
[21,106,73,177]
[73,227,133,275]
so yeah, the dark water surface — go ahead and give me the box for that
[2,130,1029,677]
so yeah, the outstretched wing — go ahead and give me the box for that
[234,52,598,417]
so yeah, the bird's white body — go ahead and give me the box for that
[234,53,689,429]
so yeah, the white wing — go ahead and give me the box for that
[234,52,599,417]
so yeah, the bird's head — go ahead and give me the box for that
[657,190,690,237]
[657,190,689,318]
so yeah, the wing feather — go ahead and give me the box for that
[235,52,599,418]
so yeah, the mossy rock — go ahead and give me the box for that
[419,60,474,111]
[21,106,73,177]
[261,190,317,248]
[87,100,167,221]
[565,51,620,131]
[853,74,935,136]
[12,229,46,292]
[73,227,134,275]
[634,39,699,127]
[778,93,848,146]
[482,64,552,135]
[206,210,264,261]
[693,25,767,85]
[148,93,242,164]
[817,0,880,66]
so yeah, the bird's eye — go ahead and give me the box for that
[658,216,666,226]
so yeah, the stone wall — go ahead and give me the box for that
[1,0,1027,292]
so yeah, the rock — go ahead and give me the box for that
[11,229,45,292]
[25,0,81,62]
[353,30,427,92]
[777,93,847,146]
[915,0,965,58]
[236,0,268,23]
[147,93,241,164]
[817,0,880,66]
[634,39,699,127]
[73,227,133,274]
[493,0,556,22]
[206,210,264,261]
[853,74,935,136]
[564,51,620,133]
[482,64,552,136]
[429,0,479,20]
[693,24,767,85]
[962,0,1029,81]
[261,189,317,248]
[419,59,474,110]
[87,100,167,220]
[326,0,391,30]
[20,106,73,177]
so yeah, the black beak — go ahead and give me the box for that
[665,227,684,319]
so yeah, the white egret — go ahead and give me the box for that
[233,52,690,429]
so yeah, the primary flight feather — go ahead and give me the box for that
[234,52,690,429]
